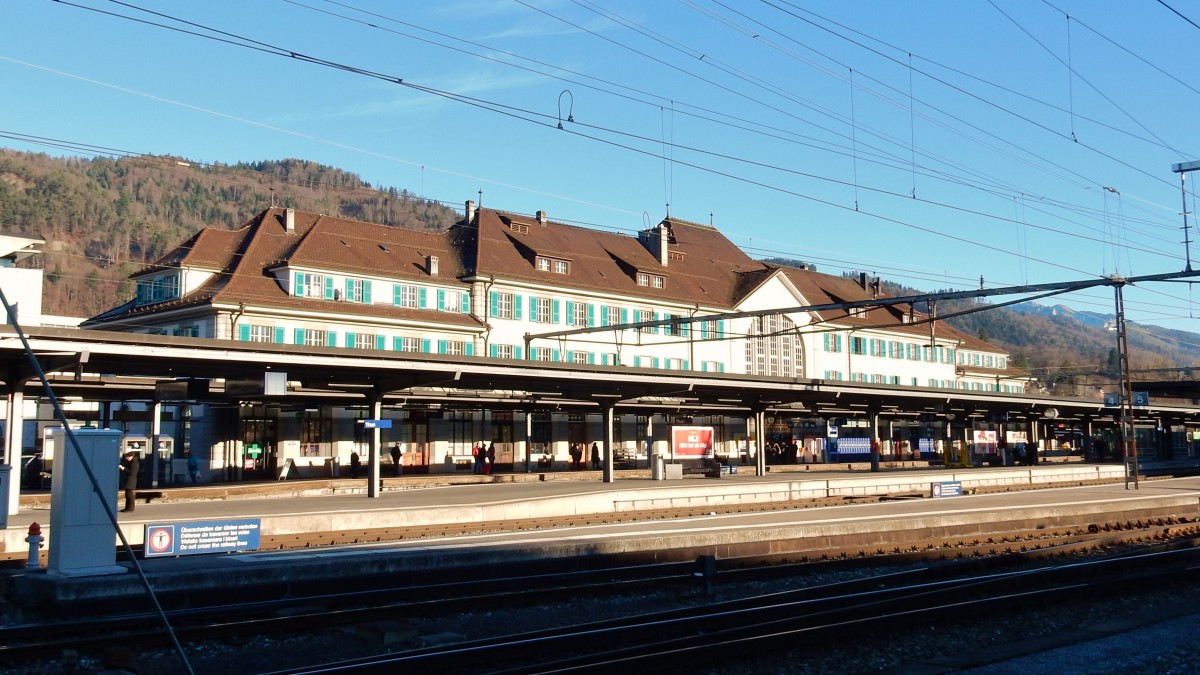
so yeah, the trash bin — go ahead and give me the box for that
[650,453,663,480]
[0,464,9,528]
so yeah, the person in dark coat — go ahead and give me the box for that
[349,450,361,478]
[120,451,140,512]
[590,442,601,470]
[486,442,496,474]
[390,443,402,477]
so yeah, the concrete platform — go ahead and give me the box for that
[6,463,1186,606]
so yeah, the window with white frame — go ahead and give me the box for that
[442,289,464,313]
[536,257,551,272]
[605,306,620,327]
[353,333,377,349]
[665,358,684,370]
[850,336,867,355]
[637,309,654,334]
[248,325,273,342]
[532,297,552,323]
[570,302,587,327]
[701,360,724,373]
[347,279,366,303]
[744,314,803,377]
[303,274,325,298]
[398,284,419,308]
[701,320,720,340]
[637,272,664,288]
[442,340,465,356]
[302,329,327,346]
[493,292,514,319]
[399,337,421,352]
[665,314,683,336]
[532,346,553,361]
[570,350,589,364]
[554,259,569,274]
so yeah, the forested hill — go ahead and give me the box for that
[760,258,1200,395]
[0,149,460,318]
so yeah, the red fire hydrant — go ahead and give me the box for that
[25,522,43,570]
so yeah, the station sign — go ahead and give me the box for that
[144,518,262,557]
[361,419,392,429]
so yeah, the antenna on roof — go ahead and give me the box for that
[477,189,483,209]
[710,212,714,227]
[665,203,671,218]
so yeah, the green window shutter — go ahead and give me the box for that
[489,344,498,358]
[634,356,642,367]
[565,301,574,323]
[345,332,356,347]
[324,276,334,300]
[701,361,708,372]
[393,284,402,306]
[514,295,523,320]
[588,304,596,327]
[600,306,609,327]
[460,293,469,314]
[437,340,447,354]
[514,346,523,360]
[294,272,305,296]
[294,328,304,344]
[602,354,609,366]
[681,320,689,337]
[620,308,629,325]
[652,357,660,368]
[465,342,474,356]
[345,278,354,301]
[273,327,284,343]
[718,362,725,373]
[326,331,337,347]
[437,289,446,311]
[682,359,689,370]
[393,337,403,351]
[376,335,385,350]
[237,324,250,341]
[489,291,499,317]
[421,339,431,353]
[587,352,595,365]
[552,349,560,362]
[718,320,725,338]
[418,287,427,309]
[363,281,372,304]
[652,312,659,334]
[552,300,560,324]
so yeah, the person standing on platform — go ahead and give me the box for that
[590,442,600,471]
[472,443,484,474]
[350,450,361,478]
[486,442,496,474]
[186,451,200,484]
[390,443,402,477]
[120,450,139,513]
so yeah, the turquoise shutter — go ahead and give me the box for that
[437,340,447,354]
[514,294,523,320]
[393,284,402,306]
[326,331,337,347]
[718,362,725,373]
[552,300,560,324]
[418,288,427,309]
[552,349,560,362]
[376,335,385,350]
[345,332,356,347]
[273,327,284,343]
[489,344,498,358]
[421,339,431,353]
[652,312,659,334]
[652,357,660,368]
[237,324,250,341]
[460,293,469,314]
[324,276,334,300]
[587,352,595,365]
[681,319,689,336]
[437,289,446,311]
[294,328,304,344]
[489,291,499,317]
[393,337,403,351]
[718,320,725,338]
[294,272,305,296]
[565,301,574,323]
[465,342,474,356]
[588,304,596,327]
[601,354,609,366]
[682,359,689,370]
[514,346,523,359]
[363,280,372,304]
[634,356,642,368]
[345,279,354,301]
[620,308,628,325]
[600,306,609,327]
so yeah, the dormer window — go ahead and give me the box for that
[509,221,530,234]
[135,272,180,305]
[637,272,664,288]
[536,256,569,274]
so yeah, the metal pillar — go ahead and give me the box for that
[753,408,766,476]
[5,389,23,517]
[367,395,383,498]
[869,408,881,472]
[1114,283,1139,489]
[602,402,615,484]
[524,410,533,473]
[149,400,163,488]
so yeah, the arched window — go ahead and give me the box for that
[744,314,804,377]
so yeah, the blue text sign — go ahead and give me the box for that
[930,481,963,498]
[145,518,262,557]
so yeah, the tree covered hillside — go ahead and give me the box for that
[0,149,460,318]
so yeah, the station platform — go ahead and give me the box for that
[5,462,1195,606]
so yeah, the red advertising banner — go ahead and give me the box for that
[672,426,714,458]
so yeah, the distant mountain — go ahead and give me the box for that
[0,149,460,318]
[761,258,1200,395]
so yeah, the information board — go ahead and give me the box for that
[671,426,714,458]
[144,518,262,557]
[930,481,963,498]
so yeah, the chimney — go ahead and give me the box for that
[465,200,476,225]
[284,208,295,233]
[858,272,868,290]
[427,255,439,277]
[536,210,547,225]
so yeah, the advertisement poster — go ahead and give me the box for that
[672,426,714,458]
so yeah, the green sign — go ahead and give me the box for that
[246,444,262,457]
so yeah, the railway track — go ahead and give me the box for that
[1,516,1196,670]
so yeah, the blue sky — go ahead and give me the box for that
[4,1,1200,330]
